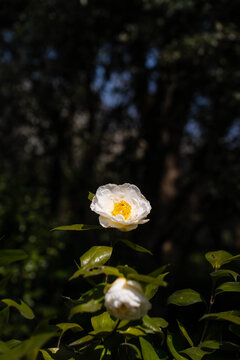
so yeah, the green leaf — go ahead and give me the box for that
[91,312,115,331]
[0,250,28,266]
[142,315,168,333]
[144,273,169,299]
[5,340,21,349]
[118,319,130,329]
[144,284,158,300]
[116,265,137,277]
[201,310,240,325]
[83,266,122,278]
[77,283,106,303]
[148,265,170,277]
[215,282,240,295]
[0,341,10,353]
[210,269,239,281]
[52,224,102,231]
[94,345,107,360]
[200,340,222,350]
[177,320,194,346]
[168,289,203,306]
[127,273,168,287]
[120,343,142,359]
[223,254,240,265]
[118,327,146,336]
[42,348,76,360]
[89,329,114,336]
[0,333,56,360]
[181,346,213,360]
[69,335,94,347]
[140,337,162,360]
[2,299,34,320]
[166,333,188,360]
[70,266,123,280]
[229,324,240,338]
[80,246,112,268]
[70,299,103,317]
[39,349,54,360]
[205,251,232,270]
[0,341,22,355]
[56,322,83,336]
[95,344,113,359]
[88,192,95,201]
[221,341,240,351]
[119,239,152,255]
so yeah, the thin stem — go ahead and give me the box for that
[112,318,121,333]
[57,333,63,348]
[199,276,216,345]
[199,295,214,344]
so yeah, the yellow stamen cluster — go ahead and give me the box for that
[112,200,132,220]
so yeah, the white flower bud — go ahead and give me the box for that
[104,278,152,320]
[90,183,151,231]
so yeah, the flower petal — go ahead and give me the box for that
[99,216,138,232]
[90,183,151,231]
[104,278,152,320]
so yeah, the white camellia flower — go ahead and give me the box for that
[90,183,151,231]
[104,277,151,320]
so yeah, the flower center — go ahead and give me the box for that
[112,200,132,220]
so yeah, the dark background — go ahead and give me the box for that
[0,0,240,335]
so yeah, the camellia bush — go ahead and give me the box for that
[0,183,240,359]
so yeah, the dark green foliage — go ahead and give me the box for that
[1,224,240,358]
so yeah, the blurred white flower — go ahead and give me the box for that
[90,183,151,231]
[104,277,151,320]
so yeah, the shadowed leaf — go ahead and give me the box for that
[177,320,194,346]
[52,224,102,231]
[210,269,239,281]
[215,282,240,295]
[127,273,168,287]
[144,273,169,299]
[0,250,28,266]
[201,311,240,325]
[181,346,213,360]
[0,333,56,360]
[166,333,188,360]
[0,307,9,336]
[120,343,142,359]
[69,335,94,347]
[200,340,222,350]
[229,324,240,338]
[168,289,203,306]
[119,239,152,255]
